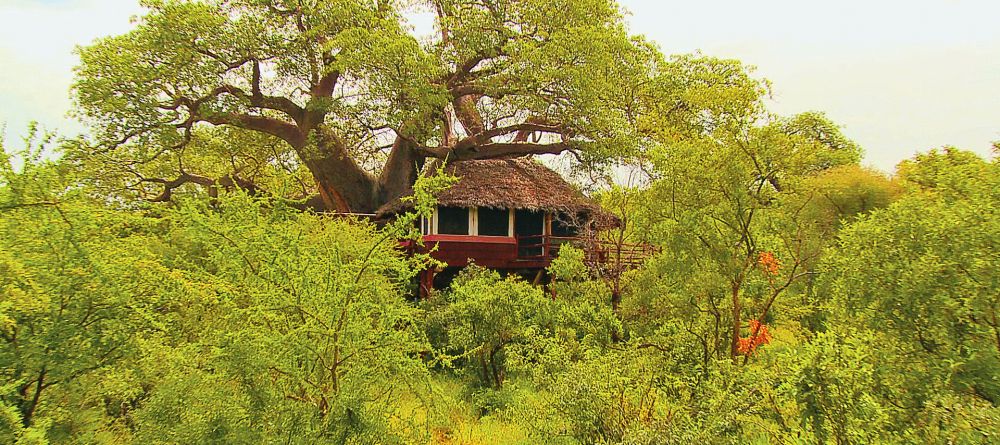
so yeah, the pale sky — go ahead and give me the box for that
[1,0,998,173]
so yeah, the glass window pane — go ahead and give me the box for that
[437,207,470,235]
[478,207,510,236]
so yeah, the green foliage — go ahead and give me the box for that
[545,246,622,348]
[1,131,447,442]
[127,194,434,444]
[644,54,770,142]
[1,131,160,443]
[5,1,1000,442]
[434,266,552,390]
[780,330,894,444]
[70,0,663,210]
[3,128,998,445]
[778,111,864,170]
[817,150,1000,440]
[895,146,992,194]
[539,347,673,443]
[797,164,900,230]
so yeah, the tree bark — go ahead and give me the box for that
[21,366,46,427]
[377,137,425,205]
[488,344,504,389]
[730,278,743,359]
[297,128,377,213]
[195,92,576,213]
[453,95,485,136]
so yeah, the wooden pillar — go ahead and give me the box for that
[532,269,544,286]
[419,269,436,299]
[543,212,552,258]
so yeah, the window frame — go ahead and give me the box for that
[475,207,514,237]
[428,206,515,237]
[435,206,472,235]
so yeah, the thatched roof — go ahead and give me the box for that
[376,158,609,222]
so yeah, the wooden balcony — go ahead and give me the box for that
[402,234,658,273]
[515,235,660,276]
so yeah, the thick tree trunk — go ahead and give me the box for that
[290,101,572,213]
[297,128,378,213]
[453,95,484,136]
[377,137,425,205]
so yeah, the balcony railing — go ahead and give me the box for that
[516,235,659,272]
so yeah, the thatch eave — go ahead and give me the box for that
[375,158,616,227]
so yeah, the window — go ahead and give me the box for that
[437,206,470,235]
[477,207,510,236]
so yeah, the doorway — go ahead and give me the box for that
[515,209,545,258]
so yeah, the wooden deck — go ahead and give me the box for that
[402,234,658,272]
[516,235,660,277]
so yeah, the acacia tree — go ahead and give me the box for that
[630,75,866,361]
[810,149,1000,440]
[0,129,164,440]
[73,0,659,213]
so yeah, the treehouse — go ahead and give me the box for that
[377,158,656,295]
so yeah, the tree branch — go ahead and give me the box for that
[312,70,341,98]
[246,59,306,123]
[469,141,575,158]
[193,47,253,71]
[0,201,59,213]
[200,112,305,147]
[452,94,485,135]
[145,172,260,202]
[453,121,568,152]
[413,140,575,160]
[159,82,305,144]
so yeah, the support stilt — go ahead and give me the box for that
[531,269,544,286]
[419,269,436,299]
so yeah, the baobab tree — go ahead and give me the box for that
[73,0,661,212]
